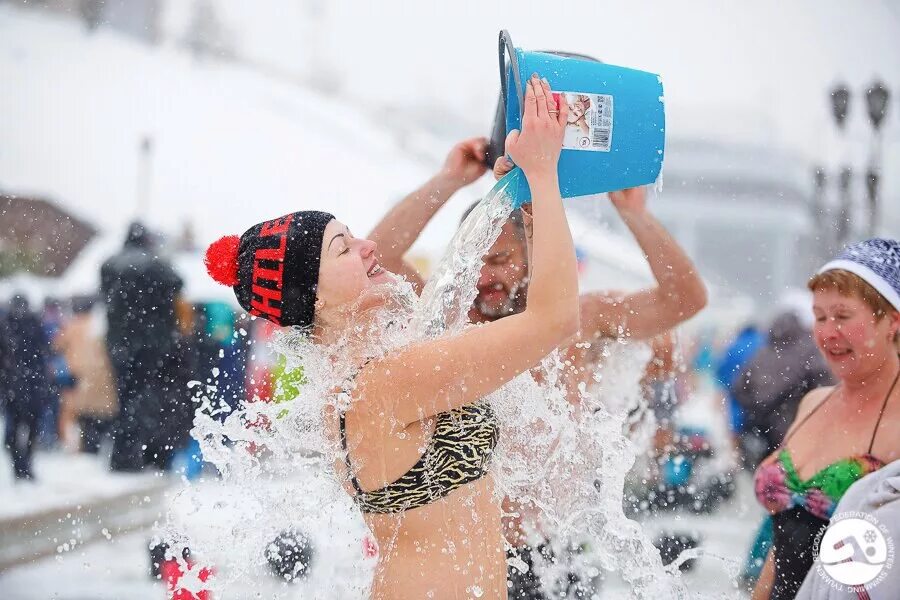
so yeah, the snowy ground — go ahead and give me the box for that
[0,527,319,600]
[0,473,760,599]
[603,474,761,599]
[0,451,164,521]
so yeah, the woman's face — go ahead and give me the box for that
[812,287,900,379]
[316,219,392,323]
[567,97,586,123]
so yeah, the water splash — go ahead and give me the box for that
[164,171,689,598]
[415,169,519,338]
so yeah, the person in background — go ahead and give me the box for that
[56,296,118,454]
[145,321,196,471]
[369,137,708,598]
[714,323,765,456]
[2,295,50,480]
[202,301,247,417]
[735,308,833,589]
[0,303,11,415]
[39,297,72,448]
[101,221,184,472]
[733,309,834,467]
[180,302,248,451]
[753,238,900,600]
[643,332,680,462]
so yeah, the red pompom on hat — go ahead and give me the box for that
[205,211,333,328]
[205,235,240,287]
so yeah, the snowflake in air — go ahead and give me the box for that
[864,530,878,544]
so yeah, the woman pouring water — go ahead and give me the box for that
[205,74,576,599]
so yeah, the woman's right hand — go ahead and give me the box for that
[357,75,578,429]
[505,74,567,179]
[493,155,515,181]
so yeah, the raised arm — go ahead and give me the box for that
[578,188,707,341]
[495,158,707,343]
[359,75,580,426]
[367,138,488,292]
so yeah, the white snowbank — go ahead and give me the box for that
[0,451,161,521]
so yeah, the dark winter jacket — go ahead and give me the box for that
[732,312,834,449]
[2,296,51,412]
[100,224,183,358]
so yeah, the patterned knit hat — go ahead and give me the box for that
[818,238,900,311]
[204,211,335,329]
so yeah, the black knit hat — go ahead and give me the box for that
[205,211,335,328]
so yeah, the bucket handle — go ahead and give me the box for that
[499,30,524,120]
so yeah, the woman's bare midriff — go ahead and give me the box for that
[365,476,507,600]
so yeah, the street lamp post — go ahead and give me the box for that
[837,166,852,246]
[864,80,890,236]
[827,84,852,250]
[811,166,826,230]
[830,84,851,129]
[136,136,154,218]
[866,80,890,129]
[809,166,830,271]
[865,169,879,236]
[822,80,892,249]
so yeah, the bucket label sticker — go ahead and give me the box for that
[558,91,613,152]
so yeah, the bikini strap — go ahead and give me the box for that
[339,411,365,496]
[867,362,900,455]
[782,386,840,447]
[337,357,376,498]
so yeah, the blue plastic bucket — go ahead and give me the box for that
[497,30,665,203]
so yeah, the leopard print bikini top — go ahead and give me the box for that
[340,401,499,514]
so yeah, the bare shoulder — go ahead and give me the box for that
[347,359,390,415]
[351,349,435,421]
[788,386,835,429]
[755,387,835,468]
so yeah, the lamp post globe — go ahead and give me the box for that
[830,84,851,128]
[865,80,890,130]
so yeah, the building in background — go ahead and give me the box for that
[572,137,815,310]
[0,195,96,279]
[6,0,163,43]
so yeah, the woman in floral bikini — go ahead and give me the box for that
[752,238,900,599]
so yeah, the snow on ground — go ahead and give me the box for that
[0,450,163,521]
[0,475,761,599]
[605,474,762,599]
[0,527,339,600]
[0,529,165,600]
[1,474,372,599]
